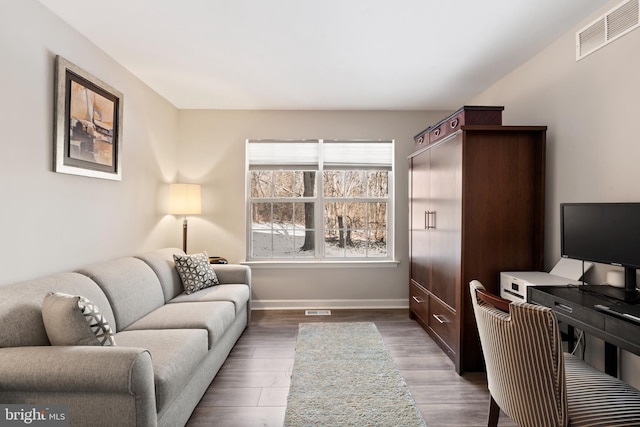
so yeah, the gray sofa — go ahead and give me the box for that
[0,247,251,427]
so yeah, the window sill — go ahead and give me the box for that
[242,260,400,269]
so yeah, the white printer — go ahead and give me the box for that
[500,271,581,303]
[500,258,591,303]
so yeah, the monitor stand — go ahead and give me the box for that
[579,284,640,304]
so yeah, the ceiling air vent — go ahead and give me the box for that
[576,0,640,60]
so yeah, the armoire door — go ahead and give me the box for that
[428,137,462,310]
[409,149,431,288]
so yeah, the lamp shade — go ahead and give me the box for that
[168,184,201,215]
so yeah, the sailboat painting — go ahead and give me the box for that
[69,80,115,166]
[54,55,123,180]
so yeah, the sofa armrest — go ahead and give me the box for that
[212,264,252,322]
[211,264,251,288]
[0,346,156,426]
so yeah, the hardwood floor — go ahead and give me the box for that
[186,309,517,426]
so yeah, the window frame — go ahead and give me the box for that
[245,139,395,263]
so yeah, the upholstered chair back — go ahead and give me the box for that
[470,280,568,427]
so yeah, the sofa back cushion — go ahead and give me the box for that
[135,248,186,303]
[0,272,114,348]
[76,257,165,331]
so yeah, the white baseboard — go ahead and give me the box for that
[251,299,409,311]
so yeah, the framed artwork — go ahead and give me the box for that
[54,55,123,180]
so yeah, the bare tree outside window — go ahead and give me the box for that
[323,170,388,257]
[300,171,315,251]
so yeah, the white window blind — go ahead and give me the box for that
[247,139,393,169]
[247,140,319,167]
[323,140,393,169]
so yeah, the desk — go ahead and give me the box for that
[529,285,640,377]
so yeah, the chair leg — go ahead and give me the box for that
[488,395,500,427]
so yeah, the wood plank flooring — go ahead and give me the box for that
[186,309,517,426]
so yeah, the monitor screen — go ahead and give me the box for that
[561,203,640,270]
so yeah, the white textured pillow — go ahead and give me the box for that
[174,251,220,294]
[42,292,116,346]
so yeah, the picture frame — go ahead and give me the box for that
[54,55,123,180]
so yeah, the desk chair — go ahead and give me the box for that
[469,280,640,427]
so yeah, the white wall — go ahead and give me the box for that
[471,1,640,277]
[0,0,180,286]
[177,110,447,308]
[470,0,640,386]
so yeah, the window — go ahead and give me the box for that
[246,139,394,261]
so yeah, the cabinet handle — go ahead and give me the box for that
[424,211,428,229]
[433,314,449,324]
[426,211,436,229]
[417,136,424,145]
[450,118,459,128]
[554,303,573,314]
[412,296,425,304]
[433,128,441,137]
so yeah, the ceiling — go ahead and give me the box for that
[38,0,606,110]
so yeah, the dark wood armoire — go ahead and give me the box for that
[408,106,546,374]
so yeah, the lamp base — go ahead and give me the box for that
[182,218,188,253]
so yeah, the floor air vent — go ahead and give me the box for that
[305,309,332,316]
[577,0,640,60]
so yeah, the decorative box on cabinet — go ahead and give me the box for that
[409,106,546,374]
[413,105,504,150]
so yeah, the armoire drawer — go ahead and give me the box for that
[409,281,429,323]
[428,297,456,352]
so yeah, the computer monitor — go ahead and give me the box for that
[561,202,640,301]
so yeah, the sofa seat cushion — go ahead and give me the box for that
[565,353,640,426]
[115,329,207,414]
[125,301,236,349]
[169,284,250,316]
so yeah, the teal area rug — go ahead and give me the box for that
[284,322,427,427]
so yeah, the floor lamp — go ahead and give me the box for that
[168,183,201,253]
